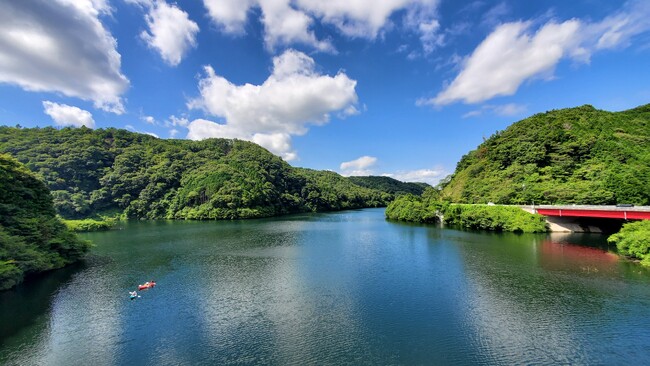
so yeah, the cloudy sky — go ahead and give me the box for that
[1,0,649,185]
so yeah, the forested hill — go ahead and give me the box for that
[0,154,89,290]
[0,127,394,220]
[440,104,650,205]
[348,176,430,196]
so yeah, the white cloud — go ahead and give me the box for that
[140,1,199,66]
[124,0,152,7]
[480,2,510,28]
[252,133,297,161]
[590,0,650,50]
[141,115,156,124]
[463,103,527,118]
[385,167,447,185]
[402,0,444,54]
[340,156,377,176]
[258,0,334,52]
[43,101,95,128]
[167,115,189,127]
[428,20,582,106]
[187,50,358,160]
[202,0,253,34]
[0,0,129,113]
[339,156,448,185]
[202,0,440,52]
[426,1,650,107]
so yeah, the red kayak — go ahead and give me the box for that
[138,281,156,290]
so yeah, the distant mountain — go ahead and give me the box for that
[0,154,89,290]
[0,127,390,220]
[440,104,650,205]
[348,176,430,196]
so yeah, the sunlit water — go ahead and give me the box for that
[2,208,650,365]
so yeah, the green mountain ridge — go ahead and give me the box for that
[0,126,417,220]
[348,176,429,196]
[440,103,650,205]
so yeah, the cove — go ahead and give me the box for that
[1,208,650,365]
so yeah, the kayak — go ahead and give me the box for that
[138,282,156,290]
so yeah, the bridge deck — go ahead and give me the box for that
[531,205,650,220]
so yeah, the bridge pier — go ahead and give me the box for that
[545,216,613,233]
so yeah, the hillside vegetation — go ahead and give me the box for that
[0,127,396,220]
[440,104,650,205]
[385,189,547,233]
[0,154,90,290]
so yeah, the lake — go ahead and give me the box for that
[2,208,650,365]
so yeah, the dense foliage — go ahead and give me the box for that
[63,219,114,232]
[384,189,442,224]
[0,154,90,290]
[386,189,547,233]
[0,127,389,220]
[608,220,650,266]
[440,104,650,205]
[348,176,429,196]
[443,205,548,233]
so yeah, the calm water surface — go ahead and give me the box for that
[2,208,650,365]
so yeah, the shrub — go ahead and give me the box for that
[608,220,650,266]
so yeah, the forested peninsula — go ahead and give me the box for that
[0,154,90,290]
[387,103,650,235]
[0,127,424,220]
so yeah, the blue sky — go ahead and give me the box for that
[1,0,649,185]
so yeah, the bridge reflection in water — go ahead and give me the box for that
[540,239,619,275]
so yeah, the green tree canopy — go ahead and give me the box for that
[440,104,650,205]
[0,154,90,290]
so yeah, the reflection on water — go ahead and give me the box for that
[1,209,650,365]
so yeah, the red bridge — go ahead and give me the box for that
[532,205,650,220]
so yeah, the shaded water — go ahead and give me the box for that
[2,208,650,365]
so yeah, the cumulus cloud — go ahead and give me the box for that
[340,156,377,176]
[258,0,334,52]
[425,0,650,107]
[202,0,440,52]
[187,50,358,160]
[384,167,448,185]
[0,0,129,113]
[43,101,95,128]
[202,0,253,34]
[140,1,199,66]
